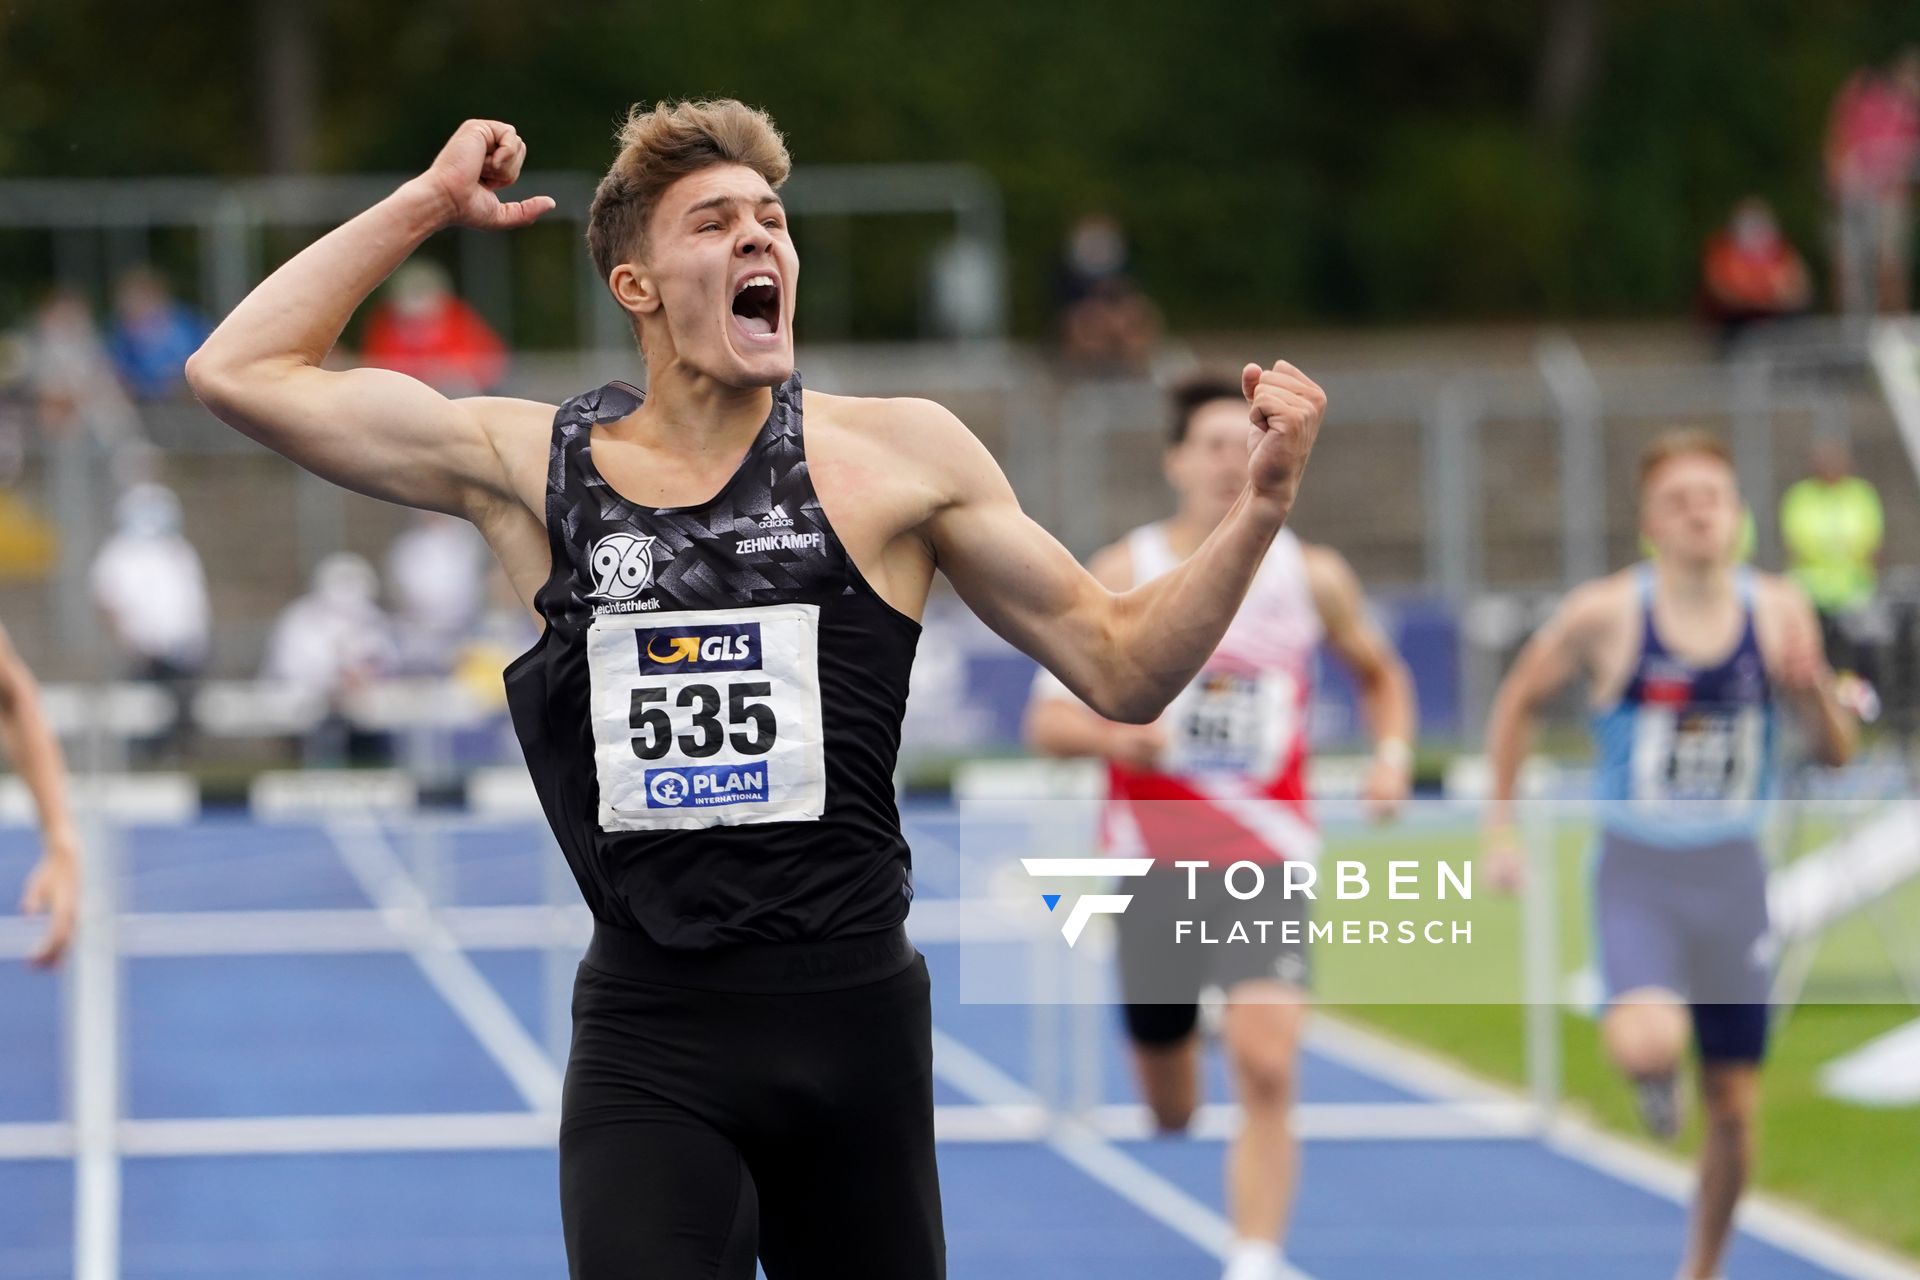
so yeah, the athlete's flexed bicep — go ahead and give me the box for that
[195,365,551,516]
[924,434,1143,717]
[187,120,556,520]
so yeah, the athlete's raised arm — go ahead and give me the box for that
[0,623,79,967]
[1021,541,1170,768]
[930,361,1323,724]
[1481,579,1619,888]
[1303,543,1417,819]
[185,120,557,520]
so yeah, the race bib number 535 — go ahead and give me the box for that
[587,604,826,831]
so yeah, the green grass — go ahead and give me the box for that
[1311,812,1920,1260]
[1345,1002,1920,1259]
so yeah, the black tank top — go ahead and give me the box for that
[504,372,921,950]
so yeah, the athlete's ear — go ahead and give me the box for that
[609,262,661,318]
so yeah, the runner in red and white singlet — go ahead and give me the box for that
[1099,515,1326,870]
[1026,375,1416,1280]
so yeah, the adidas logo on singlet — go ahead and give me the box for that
[756,504,794,530]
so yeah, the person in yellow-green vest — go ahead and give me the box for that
[1781,438,1883,682]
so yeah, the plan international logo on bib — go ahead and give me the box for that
[635,622,762,674]
[646,763,771,809]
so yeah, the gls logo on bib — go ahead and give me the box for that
[635,623,760,674]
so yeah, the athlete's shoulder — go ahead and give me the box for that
[1748,568,1805,602]
[464,395,555,435]
[804,389,1001,505]
[1546,571,1639,652]
[460,396,558,518]
[1749,570,1817,629]
[803,389,971,448]
[1297,540,1355,590]
[463,396,557,464]
[1563,569,1638,619]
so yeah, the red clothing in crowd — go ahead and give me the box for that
[1701,228,1808,317]
[361,295,507,394]
[1826,71,1920,198]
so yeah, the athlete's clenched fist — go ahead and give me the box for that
[412,119,556,232]
[1240,360,1326,512]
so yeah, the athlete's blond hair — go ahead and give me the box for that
[1638,428,1733,490]
[586,98,791,285]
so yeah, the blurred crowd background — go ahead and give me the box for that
[5,6,1920,1273]
[1,1,1919,792]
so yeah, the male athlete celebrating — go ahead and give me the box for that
[1025,375,1415,1280]
[1,621,80,967]
[1483,431,1854,1280]
[186,102,1327,1278]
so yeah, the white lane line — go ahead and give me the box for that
[1085,1101,1535,1143]
[323,816,563,1114]
[930,1026,1316,1280]
[116,1112,558,1157]
[1309,1014,1920,1280]
[0,1099,1532,1162]
[0,1123,73,1159]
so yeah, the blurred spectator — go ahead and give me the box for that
[360,262,507,395]
[0,350,56,578]
[1699,197,1811,352]
[385,511,489,675]
[1825,49,1920,316]
[15,289,141,448]
[0,493,56,583]
[263,553,398,764]
[90,483,210,758]
[1053,213,1161,376]
[107,267,209,401]
[1781,438,1884,684]
[451,567,542,712]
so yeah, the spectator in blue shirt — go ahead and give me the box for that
[108,268,208,400]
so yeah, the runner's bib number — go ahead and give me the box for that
[1629,706,1763,812]
[1160,669,1296,778]
[587,604,826,831]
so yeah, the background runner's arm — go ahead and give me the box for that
[186,120,554,518]
[0,623,79,965]
[928,363,1324,724]
[1484,585,1607,831]
[1305,544,1417,817]
[1764,579,1857,767]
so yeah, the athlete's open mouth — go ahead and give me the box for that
[731,274,782,342]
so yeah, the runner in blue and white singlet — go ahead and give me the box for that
[1592,562,1776,848]
[1482,432,1856,1280]
[1586,563,1776,1063]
